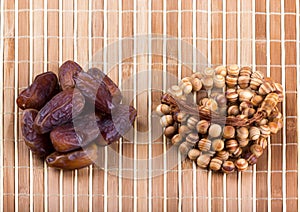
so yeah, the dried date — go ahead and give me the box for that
[21,109,54,157]
[73,71,114,114]
[58,60,83,90]
[17,72,59,110]
[88,67,122,104]
[46,143,98,170]
[50,113,100,152]
[96,104,137,145]
[34,88,85,134]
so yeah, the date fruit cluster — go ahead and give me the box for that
[17,60,137,170]
[156,65,284,173]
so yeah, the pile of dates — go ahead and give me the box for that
[17,61,137,170]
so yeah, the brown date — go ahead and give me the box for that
[88,67,122,105]
[17,72,59,110]
[34,88,85,134]
[50,113,100,152]
[58,60,83,90]
[21,109,54,157]
[46,143,98,170]
[96,104,137,145]
[73,71,114,114]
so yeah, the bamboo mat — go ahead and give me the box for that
[0,0,299,211]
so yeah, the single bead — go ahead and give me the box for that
[208,124,222,138]
[198,138,212,152]
[197,154,211,169]
[188,149,201,161]
[222,126,236,139]
[235,158,248,171]
[222,161,236,174]
[211,139,225,152]
[209,157,223,171]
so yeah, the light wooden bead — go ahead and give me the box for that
[249,126,261,140]
[242,108,256,118]
[255,137,267,149]
[197,154,211,169]
[156,104,171,116]
[236,127,249,140]
[164,125,177,139]
[259,93,280,116]
[251,70,265,79]
[222,161,236,174]
[191,77,203,91]
[180,76,192,83]
[235,158,248,171]
[227,64,240,76]
[256,118,269,126]
[239,89,254,102]
[186,133,199,146]
[203,99,218,112]
[208,124,222,138]
[191,72,203,79]
[226,75,238,88]
[250,77,264,90]
[251,94,264,107]
[200,97,209,106]
[202,77,214,90]
[198,138,212,152]
[216,150,230,161]
[250,144,264,158]
[171,134,183,145]
[215,65,227,77]
[238,75,251,89]
[187,116,199,129]
[209,158,223,171]
[179,142,192,156]
[268,121,279,134]
[175,112,189,123]
[227,105,240,116]
[273,83,284,102]
[203,67,215,77]
[239,101,253,112]
[222,126,236,139]
[178,125,191,136]
[273,118,283,129]
[259,125,271,138]
[269,107,282,121]
[225,139,239,153]
[226,89,239,103]
[239,66,252,77]
[212,139,225,151]
[213,74,226,88]
[160,115,174,127]
[180,77,193,94]
[238,138,249,148]
[232,147,243,157]
[188,149,201,161]
[273,82,283,93]
[215,94,227,107]
[258,82,275,95]
[196,120,210,135]
[168,85,183,97]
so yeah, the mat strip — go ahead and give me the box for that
[280,0,287,211]
[0,0,4,209]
